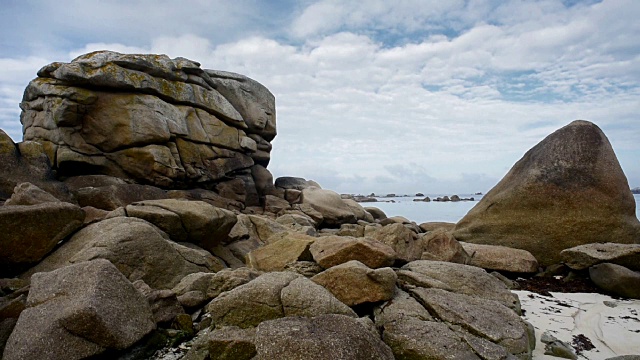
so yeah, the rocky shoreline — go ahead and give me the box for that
[1,52,639,360]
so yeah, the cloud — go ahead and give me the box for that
[0,0,639,193]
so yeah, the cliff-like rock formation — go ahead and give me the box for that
[20,51,275,204]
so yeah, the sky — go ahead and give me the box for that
[1,0,639,195]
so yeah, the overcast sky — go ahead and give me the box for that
[1,0,639,194]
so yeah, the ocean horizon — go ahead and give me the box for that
[366,194,640,224]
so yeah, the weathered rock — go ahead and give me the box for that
[462,242,539,273]
[310,235,396,269]
[0,130,72,202]
[380,317,484,360]
[20,51,276,203]
[276,212,317,229]
[589,263,640,299]
[4,182,61,206]
[253,314,395,360]
[412,288,532,356]
[0,201,84,275]
[561,243,640,271]
[125,199,236,249]
[364,206,387,221]
[311,260,397,306]
[283,261,325,277]
[75,183,167,210]
[367,223,422,263]
[275,177,319,190]
[343,198,375,222]
[419,221,456,232]
[373,289,434,325]
[208,326,257,360]
[262,194,290,214]
[420,229,470,264]
[167,188,244,211]
[454,120,640,266]
[205,267,263,299]
[336,223,365,237]
[133,280,185,324]
[3,259,155,360]
[302,187,357,227]
[206,272,355,328]
[247,234,315,271]
[399,260,521,312]
[22,217,220,289]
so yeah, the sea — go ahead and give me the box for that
[367,194,640,224]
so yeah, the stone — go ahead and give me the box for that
[302,187,357,226]
[283,261,324,277]
[309,235,396,269]
[336,223,365,237]
[367,223,422,263]
[0,201,84,275]
[205,267,263,299]
[208,326,257,360]
[133,280,185,324]
[373,289,434,325]
[253,314,394,360]
[3,182,61,206]
[343,198,374,222]
[462,242,540,273]
[589,263,640,299]
[0,130,72,202]
[399,260,521,313]
[311,260,397,306]
[247,234,315,271]
[420,229,470,264]
[561,243,640,271]
[75,183,167,210]
[20,51,277,202]
[22,217,219,289]
[454,121,640,266]
[263,194,290,214]
[206,272,355,329]
[3,259,155,360]
[125,199,237,250]
[380,317,484,360]
[418,221,456,232]
[412,288,532,356]
[275,176,318,190]
[276,213,317,229]
[364,206,387,221]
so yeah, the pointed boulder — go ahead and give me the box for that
[454,120,640,266]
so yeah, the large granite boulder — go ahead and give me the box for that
[301,187,357,227]
[21,217,223,289]
[3,259,155,360]
[461,242,539,273]
[253,314,394,360]
[589,263,640,299]
[0,201,85,275]
[20,51,277,203]
[309,235,396,269]
[560,243,640,271]
[205,272,355,329]
[454,120,640,266]
[124,199,237,250]
[311,261,397,307]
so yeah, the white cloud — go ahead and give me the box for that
[0,0,639,194]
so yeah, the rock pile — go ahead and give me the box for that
[1,53,639,360]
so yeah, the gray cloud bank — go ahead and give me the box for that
[1,0,638,194]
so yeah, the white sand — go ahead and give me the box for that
[514,291,640,359]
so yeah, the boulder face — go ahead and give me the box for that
[454,120,640,266]
[20,51,276,200]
